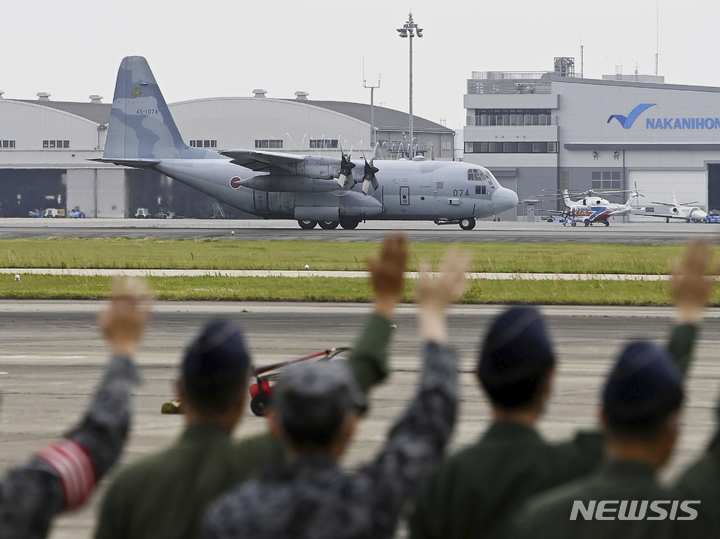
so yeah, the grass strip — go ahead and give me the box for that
[0,238,691,274]
[1,274,716,306]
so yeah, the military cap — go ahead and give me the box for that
[478,306,555,387]
[182,319,250,406]
[603,341,683,434]
[273,361,366,446]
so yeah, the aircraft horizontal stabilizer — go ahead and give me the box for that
[89,157,161,169]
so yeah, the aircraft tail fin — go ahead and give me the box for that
[562,189,573,208]
[672,190,679,209]
[104,56,208,160]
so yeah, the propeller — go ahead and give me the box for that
[336,151,356,188]
[361,159,380,195]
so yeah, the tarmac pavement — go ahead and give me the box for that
[1,218,718,244]
[0,301,718,538]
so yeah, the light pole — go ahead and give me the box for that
[397,12,422,158]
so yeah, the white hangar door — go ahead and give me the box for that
[628,170,707,221]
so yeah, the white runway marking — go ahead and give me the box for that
[0,355,86,360]
[0,268,675,281]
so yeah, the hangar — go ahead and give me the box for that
[0,90,453,218]
[463,58,720,220]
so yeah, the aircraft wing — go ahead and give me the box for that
[220,150,305,172]
[635,213,689,220]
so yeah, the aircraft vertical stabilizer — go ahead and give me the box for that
[104,56,210,160]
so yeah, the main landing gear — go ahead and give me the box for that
[339,219,359,230]
[297,219,360,230]
[298,220,317,230]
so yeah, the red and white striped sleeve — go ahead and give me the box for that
[36,438,97,510]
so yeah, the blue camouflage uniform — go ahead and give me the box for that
[0,354,138,539]
[202,341,458,539]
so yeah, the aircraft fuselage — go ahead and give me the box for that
[154,157,516,223]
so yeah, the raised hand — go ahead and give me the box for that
[670,239,719,325]
[367,235,409,319]
[416,248,472,342]
[98,276,154,357]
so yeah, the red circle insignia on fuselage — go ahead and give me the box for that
[230,176,242,189]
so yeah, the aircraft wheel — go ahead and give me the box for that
[339,219,359,230]
[584,220,590,227]
[666,218,670,223]
[571,221,577,227]
[250,393,271,416]
[319,220,339,230]
[298,220,318,230]
[459,218,476,231]
[604,221,610,227]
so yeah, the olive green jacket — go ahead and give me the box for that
[409,324,697,539]
[673,324,720,538]
[513,460,677,539]
[95,313,393,539]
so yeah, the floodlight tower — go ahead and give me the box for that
[397,12,422,158]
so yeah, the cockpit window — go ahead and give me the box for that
[468,169,482,181]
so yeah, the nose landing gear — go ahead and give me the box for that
[459,218,476,231]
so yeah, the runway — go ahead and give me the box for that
[0,301,719,538]
[1,218,718,244]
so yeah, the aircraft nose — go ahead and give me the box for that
[695,210,708,221]
[492,187,519,213]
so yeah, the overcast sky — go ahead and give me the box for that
[2,0,718,131]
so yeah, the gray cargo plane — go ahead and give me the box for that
[95,57,518,230]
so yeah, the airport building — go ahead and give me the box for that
[0,91,453,218]
[464,58,720,220]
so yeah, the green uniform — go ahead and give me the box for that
[674,429,720,537]
[95,313,392,539]
[409,324,696,539]
[512,460,677,539]
[673,321,720,538]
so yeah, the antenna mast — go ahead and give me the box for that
[655,0,659,76]
[363,61,381,149]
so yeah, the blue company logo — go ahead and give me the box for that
[607,104,656,129]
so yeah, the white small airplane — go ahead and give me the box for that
[645,191,707,223]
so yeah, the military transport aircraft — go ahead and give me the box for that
[94,57,518,230]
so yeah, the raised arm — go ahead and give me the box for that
[348,234,408,394]
[359,249,471,536]
[668,239,718,375]
[0,277,151,539]
[549,240,718,476]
